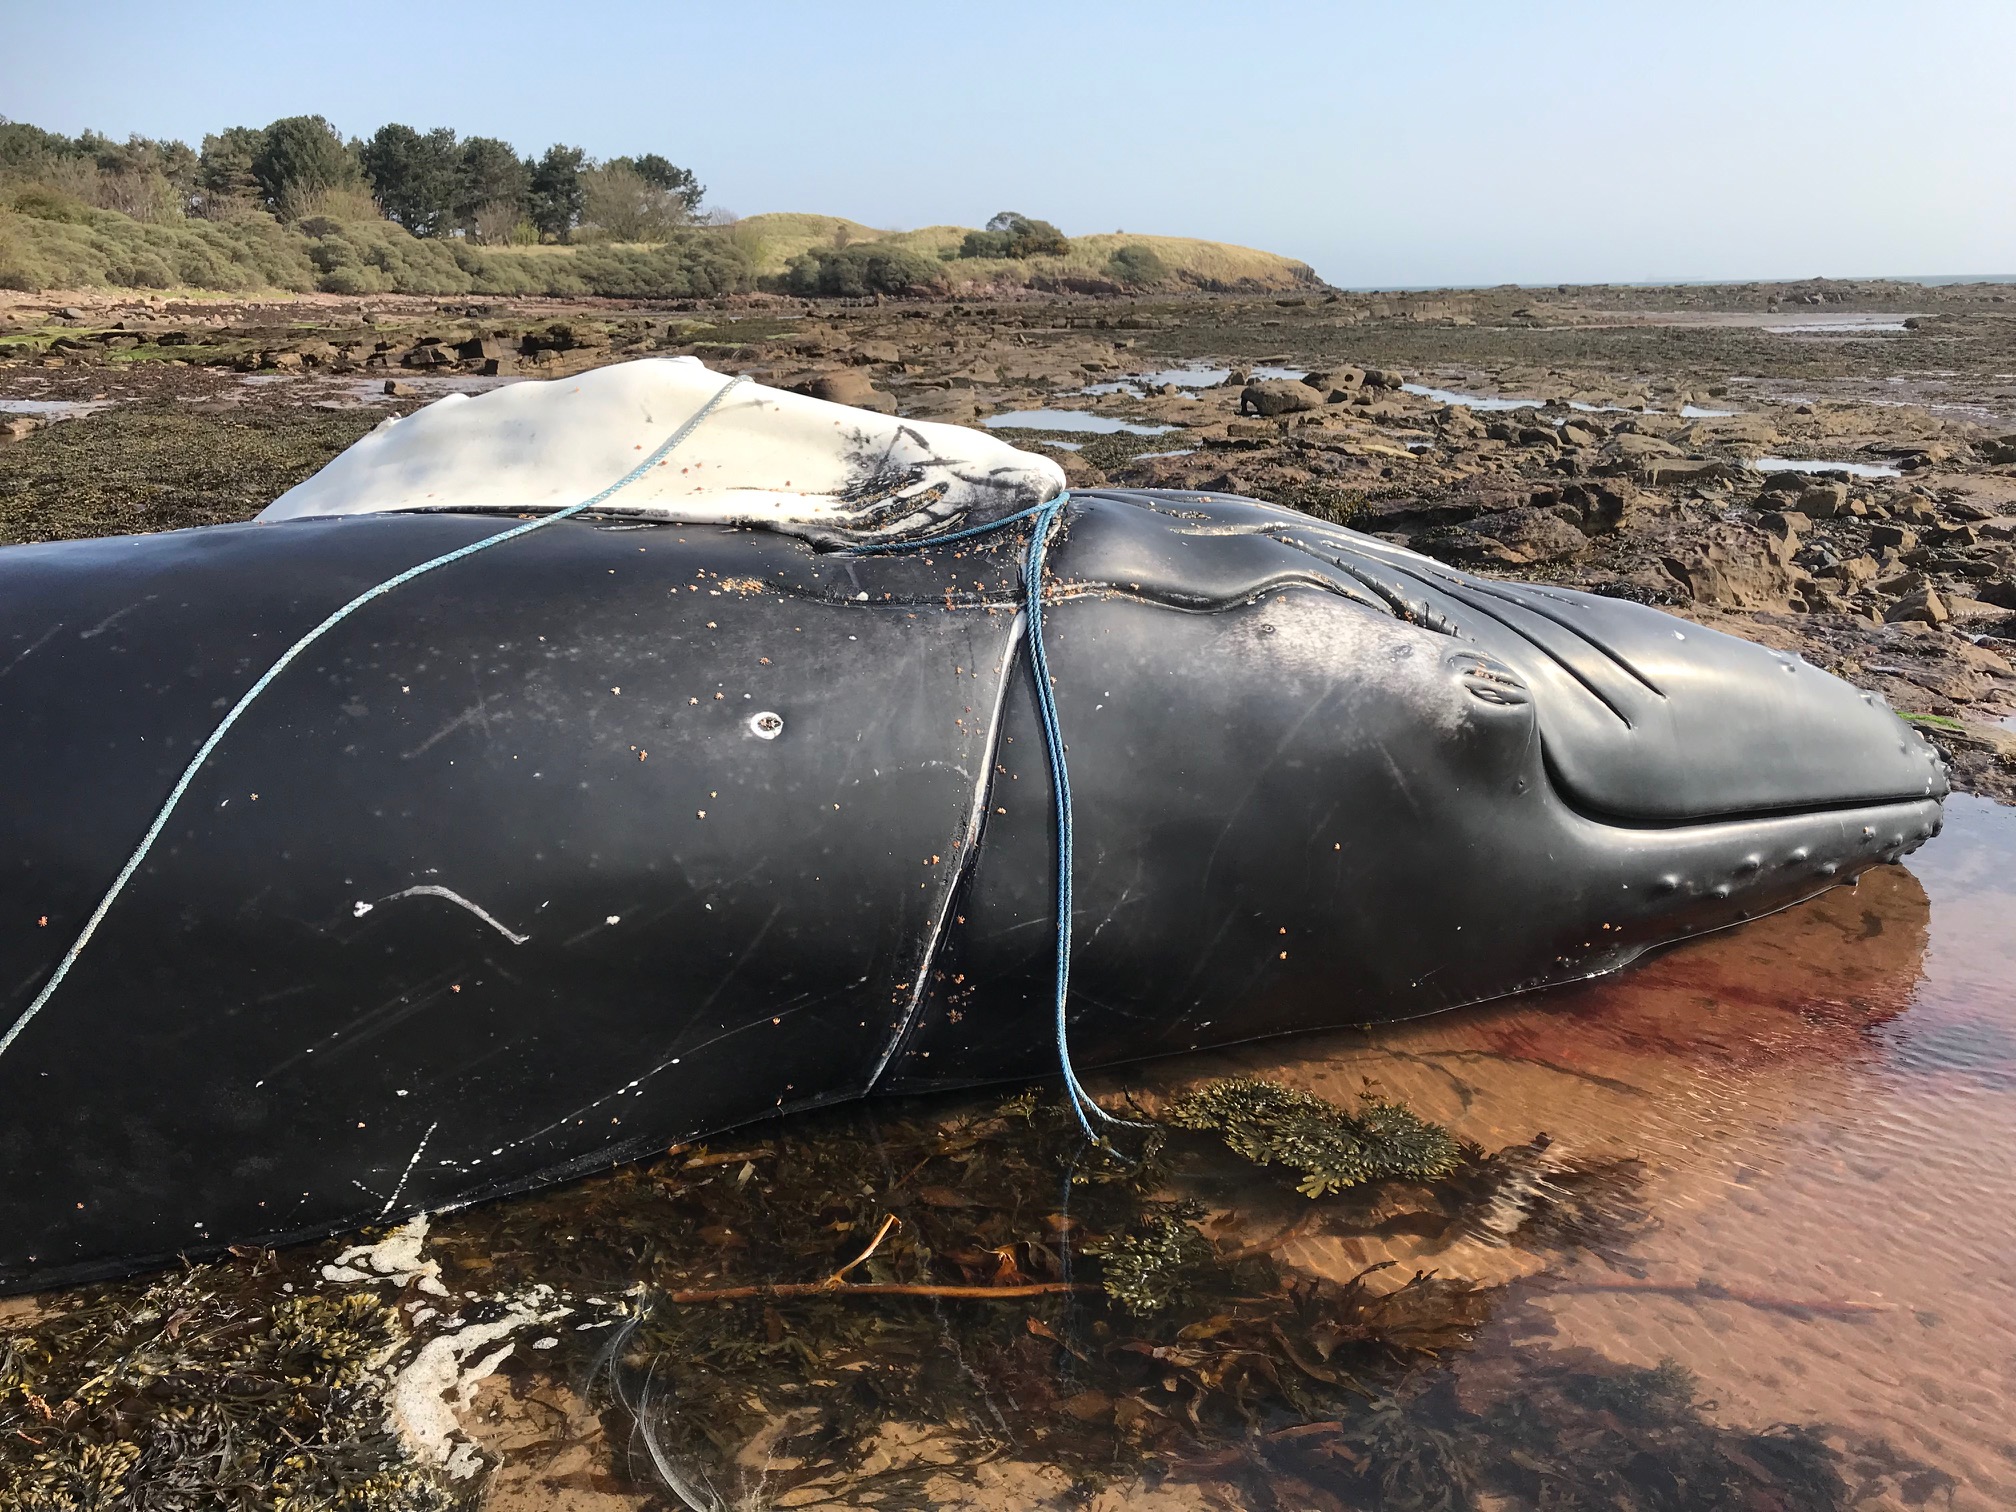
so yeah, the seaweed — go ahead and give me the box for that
[1165,1077,1464,1196]
[409,1084,1506,1502]
[0,401,384,547]
[1084,1209,1213,1315]
[0,1262,457,1511]
[0,1080,1941,1510]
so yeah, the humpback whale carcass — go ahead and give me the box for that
[0,358,1946,1292]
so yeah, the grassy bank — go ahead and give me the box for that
[734,212,1321,294]
[0,193,1319,301]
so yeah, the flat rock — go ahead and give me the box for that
[1661,524,1809,609]
[1611,433,1684,459]
[1643,457,1736,486]
[1421,507,1588,566]
[796,370,896,413]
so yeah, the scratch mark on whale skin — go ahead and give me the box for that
[401,694,502,760]
[79,598,155,641]
[365,885,531,945]
[380,1120,440,1217]
[0,623,63,682]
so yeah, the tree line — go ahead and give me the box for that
[0,115,709,245]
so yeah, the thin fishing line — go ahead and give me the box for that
[0,374,748,1062]
[849,491,1139,1144]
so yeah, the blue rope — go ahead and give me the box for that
[0,374,748,1063]
[850,492,1133,1144]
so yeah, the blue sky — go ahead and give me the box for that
[5,0,2011,287]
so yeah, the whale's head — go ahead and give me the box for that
[892,487,1949,1080]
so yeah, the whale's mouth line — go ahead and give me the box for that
[1538,743,1938,832]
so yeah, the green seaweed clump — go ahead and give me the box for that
[1166,1077,1464,1196]
[0,1265,455,1512]
[1086,1210,1214,1315]
[0,402,388,547]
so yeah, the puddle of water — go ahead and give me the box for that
[346,374,522,402]
[1764,316,1913,335]
[1753,456,1904,479]
[1405,384,1739,420]
[1115,792,2016,1511]
[1139,365,1231,388]
[984,409,1178,435]
[1084,364,1306,397]
[1034,438,1083,450]
[1131,447,1196,460]
[1404,382,1549,412]
[0,398,111,419]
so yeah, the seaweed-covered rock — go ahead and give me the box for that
[0,1269,455,1511]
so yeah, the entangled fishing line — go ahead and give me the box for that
[0,374,748,1062]
[853,491,1139,1145]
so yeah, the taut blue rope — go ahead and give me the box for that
[851,492,1134,1144]
[0,374,748,1063]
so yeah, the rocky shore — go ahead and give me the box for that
[4,278,2014,801]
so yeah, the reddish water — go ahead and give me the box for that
[1126,792,2016,1509]
[522,794,2016,1510]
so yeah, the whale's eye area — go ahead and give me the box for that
[749,711,785,740]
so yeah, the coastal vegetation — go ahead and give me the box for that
[0,116,1321,300]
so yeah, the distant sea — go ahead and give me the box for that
[1331,274,2016,293]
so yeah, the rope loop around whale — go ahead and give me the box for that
[852,491,1143,1147]
[1,374,1134,1153]
[0,373,750,1063]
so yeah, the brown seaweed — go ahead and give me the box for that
[0,1080,1945,1510]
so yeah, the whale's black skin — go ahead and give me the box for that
[0,489,1944,1293]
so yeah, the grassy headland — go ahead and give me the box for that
[0,198,1319,301]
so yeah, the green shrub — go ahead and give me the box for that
[570,237,751,296]
[1108,242,1169,287]
[297,216,471,294]
[0,215,44,291]
[958,211,1070,260]
[780,242,942,296]
[956,228,1012,259]
[8,184,91,223]
[0,193,752,298]
[465,233,753,298]
[0,205,314,292]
